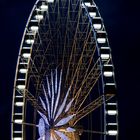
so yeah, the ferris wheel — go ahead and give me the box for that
[11,0,118,140]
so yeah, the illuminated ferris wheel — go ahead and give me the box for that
[11,0,118,140]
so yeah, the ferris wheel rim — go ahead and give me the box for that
[11,0,118,140]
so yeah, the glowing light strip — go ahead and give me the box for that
[47,76,51,97]
[51,71,55,118]
[54,86,71,121]
[53,70,62,118]
[39,97,46,110]
[54,130,68,140]
[65,98,74,113]
[55,114,75,127]
[38,111,49,126]
[43,85,51,120]
[55,69,58,94]
[13,138,22,140]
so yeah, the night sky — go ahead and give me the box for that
[0,0,140,139]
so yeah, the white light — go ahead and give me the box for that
[66,127,76,132]
[22,53,31,58]
[15,95,23,98]
[15,102,24,106]
[104,71,113,77]
[108,123,117,125]
[107,110,117,115]
[17,79,25,81]
[89,12,96,17]
[17,85,25,90]
[25,39,34,44]
[84,2,92,7]
[101,54,110,60]
[14,131,22,133]
[30,26,39,32]
[104,64,112,67]
[26,32,36,36]
[20,62,28,65]
[107,103,117,105]
[101,47,110,49]
[48,0,54,3]
[34,15,44,20]
[107,130,118,136]
[106,83,115,86]
[22,47,31,49]
[19,69,28,73]
[14,119,23,123]
[15,113,23,115]
[93,24,101,30]
[40,5,48,11]
[97,38,106,43]
[13,138,22,140]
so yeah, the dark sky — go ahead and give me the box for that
[0,0,140,139]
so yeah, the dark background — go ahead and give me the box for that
[0,0,140,139]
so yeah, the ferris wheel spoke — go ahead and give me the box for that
[63,12,94,89]
[12,121,37,127]
[28,58,44,81]
[16,88,47,117]
[69,30,95,89]
[61,0,72,69]
[71,43,97,97]
[31,30,50,58]
[53,70,62,118]
[65,29,93,91]
[28,56,53,91]
[65,4,82,84]
[33,41,54,72]
[73,58,101,110]
[43,85,51,120]
[83,130,106,135]
[73,94,114,126]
